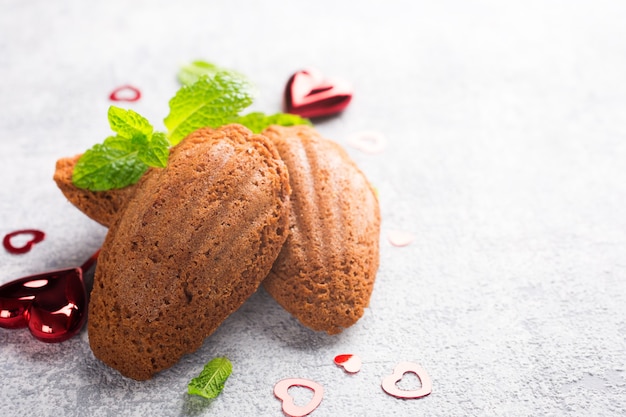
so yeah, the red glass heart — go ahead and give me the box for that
[0,251,98,343]
[284,68,353,118]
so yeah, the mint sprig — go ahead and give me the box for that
[72,106,168,191]
[188,357,233,400]
[178,60,221,86]
[178,60,250,88]
[232,111,312,133]
[72,61,312,191]
[164,72,255,145]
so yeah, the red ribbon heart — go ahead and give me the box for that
[0,251,98,343]
[284,68,353,118]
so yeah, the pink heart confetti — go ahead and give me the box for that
[333,354,362,374]
[346,131,387,154]
[381,361,432,399]
[387,230,415,247]
[274,378,324,417]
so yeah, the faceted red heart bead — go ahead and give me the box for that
[0,268,87,342]
[284,68,353,118]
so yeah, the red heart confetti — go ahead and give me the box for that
[0,250,98,343]
[387,230,415,247]
[346,131,387,154]
[284,68,353,118]
[274,378,324,417]
[3,229,45,254]
[333,354,362,374]
[109,84,142,102]
[381,361,432,399]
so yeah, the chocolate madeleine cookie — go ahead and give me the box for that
[53,154,145,227]
[88,125,290,380]
[261,125,380,334]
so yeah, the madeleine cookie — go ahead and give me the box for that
[261,125,380,334]
[88,125,290,380]
[53,154,145,227]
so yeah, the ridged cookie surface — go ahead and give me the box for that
[261,125,380,334]
[88,125,290,380]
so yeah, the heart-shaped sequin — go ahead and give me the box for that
[387,230,415,247]
[381,361,432,399]
[274,378,324,417]
[334,354,362,373]
[109,85,142,102]
[284,68,352,118]
[3,229,45,254]
[346,131,387,154]
[0,251,98,343]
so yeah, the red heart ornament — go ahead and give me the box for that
[284,68,353,118]
[0,251,98,343]
[381,361,432,399]
[3,229,45,254]
[274,378,324,417]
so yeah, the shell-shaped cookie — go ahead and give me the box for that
[53,154,145,227]
[88,125,290,380]
[262,125,380,334]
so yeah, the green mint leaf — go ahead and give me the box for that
[178,60,251,88]
[232,111,312,133]
[178,60,221,86]
[72,140,149,191]
[164,72,255,145]
[188,357,233,400]
[108,106,153,140]
[136,131,169,168]
[72,107,170,190]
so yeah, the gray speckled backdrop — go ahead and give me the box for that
[1,1,625,416]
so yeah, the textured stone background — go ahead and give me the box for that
[1,1,625,416]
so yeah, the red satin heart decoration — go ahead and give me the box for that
[284,68,353,118]
[0,251,98,343]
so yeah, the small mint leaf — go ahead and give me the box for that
[108,106,153,140]
[101,135,131,151]
[233,112,312,133]
[188,357,233,400]
[178,60,251,88]
[178,61,221,86]
[72,142,148,191]
[164,72,255,145]
[138,132,169,168]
